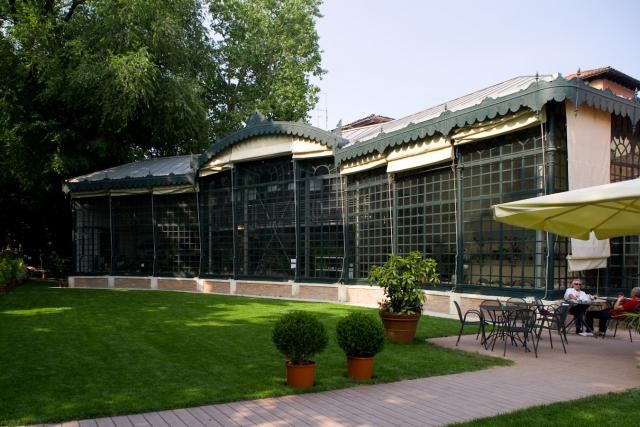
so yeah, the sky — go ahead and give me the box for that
[309,0,640,130]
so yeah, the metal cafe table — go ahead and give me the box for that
[481,303,538,357]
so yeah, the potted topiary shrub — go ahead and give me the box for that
[336,311,385,380]
[272,311,328,388]
[368,251,439,343]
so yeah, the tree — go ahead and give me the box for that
[207,0,323,137]
[0,0,324,260]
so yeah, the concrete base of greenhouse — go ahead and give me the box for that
[67,276,530,316]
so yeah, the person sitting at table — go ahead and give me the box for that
[564,279,590,334]
[584,287,640,337]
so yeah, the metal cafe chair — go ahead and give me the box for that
[453,301,486,347]
[505,297,529,308]
[608,306,640,342]
[492,306,539,357]
[535,303,569,354]
[479,300,505,349]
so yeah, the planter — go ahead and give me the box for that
[347,356,375,380]
[285,361,316,388]
[379,311,421,343]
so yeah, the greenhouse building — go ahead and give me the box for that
[64,67,640,312]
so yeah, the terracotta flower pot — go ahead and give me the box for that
[285,361,315,388]
[347,356,374,380]
[379,311,421,343]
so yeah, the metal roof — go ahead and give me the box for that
[341,75,556,145]
[335,74,640,164]
[65,155,198,193]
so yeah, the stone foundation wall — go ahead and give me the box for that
[157,278,198,292]
[68,276,520,316]
[297,284,339,301]
[202,280,230,294]
[115,277,150,289]
[236,281,292,298]
[72,277,109,288]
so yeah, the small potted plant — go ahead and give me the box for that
[272,311,328,388]
[368,251,439,342]
[336,312,385,380]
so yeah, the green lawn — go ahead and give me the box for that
[453,388,640,426]
[0,281,508,425]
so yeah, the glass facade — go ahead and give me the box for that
[70,107,640,295]
[199,156,344,281]
[608,115,640,290]
[72,193,200,277]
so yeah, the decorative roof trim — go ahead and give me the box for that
[64,174,196,193]
[200,112,348,166]
[335,76,640,164]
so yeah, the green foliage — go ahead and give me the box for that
[368,251,440,315]
[0,283,506,425]
[272,310,328,364]
[0,258,12,286]
[336,312,385,357]
[207,0,324,137]
[0,0,324,257]
[621,311,640,333]
[0,253,27,286]
[454,388,640,427]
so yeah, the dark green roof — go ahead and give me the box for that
[64,155,198,193]
[200,112,347,165]
[335,76,640,164]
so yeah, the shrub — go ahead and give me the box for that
[272,311,328,365]
[13,258,27,283]
[336,312,385,357]
[368,251,439,314]
[0,257,12,286]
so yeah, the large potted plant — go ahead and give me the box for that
[368,251,439,342]
[336,312,385,380]
[272,311,328,388]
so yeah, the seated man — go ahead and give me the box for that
[564,279,590,334]
[585,287,640,336]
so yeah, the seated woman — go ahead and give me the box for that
[585,287,640,336]
[564,279,590,335]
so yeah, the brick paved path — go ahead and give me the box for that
[34,333,639,427]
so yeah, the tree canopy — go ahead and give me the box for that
[0,0,324,261]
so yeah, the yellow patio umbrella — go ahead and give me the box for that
[492,178,640,240]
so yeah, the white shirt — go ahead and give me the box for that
[564,287,589,302]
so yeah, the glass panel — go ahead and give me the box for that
[200,172,234,276]
[460,128,548,289]
[345,168,391,280]
[111,195,154,275]
[395,167,456,283]
[72,197,111,274]
[235,158,295,279]
[297,159,344,280]
[154,194,200,277]
[608,115,640,290]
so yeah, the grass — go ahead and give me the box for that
[0,281,508,425]
[452,388,640,426]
